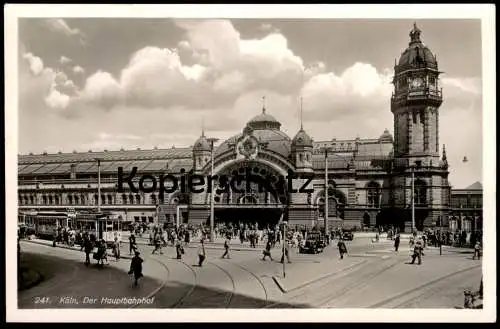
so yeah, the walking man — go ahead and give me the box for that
[410,240,424,265]
[198,238,206,267]
[129,233,136,255]
[152,234,163,255]
[221,235,231,259]
[473,241,481,260]
[128,251,144,287]
[280,239,291,264]
[262,240,273,261]
[84,235,93,266]
[394,233,400,252]
[175,238,183,260]
[337,239,347,260]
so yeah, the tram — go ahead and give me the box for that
[20,210,123,246]
[18,211,37,237]
[32,211,71,239]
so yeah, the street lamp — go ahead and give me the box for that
[318,147,351,237]
[207,137,219,242]
[411,165,415,233]
[96,158,102,213]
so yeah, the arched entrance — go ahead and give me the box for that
[213,160,287,229]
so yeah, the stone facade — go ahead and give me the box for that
[18,24,456,232]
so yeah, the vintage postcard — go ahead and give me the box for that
[5,4,496,323]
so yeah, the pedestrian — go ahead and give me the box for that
[337,239,347,259]
[473,241,481,260]
[410,240,424,265]
[262,240,273,261]
[175,238,184,260]
[280,240,291,263]
[129,233,136,255]
[152,234,163,255]
[198,238,206,267]
[113,236,121,260]
[394,233,400,252]
[128,251,144,287]
[84,235,93,266]
[221,235,231,259]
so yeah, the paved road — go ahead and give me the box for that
[19,238,481,309]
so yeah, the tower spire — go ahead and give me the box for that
[442,144,447,161]
[201,116,205,137]
[262,96,266,114]
[409,21,422,45]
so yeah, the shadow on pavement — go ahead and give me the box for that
[18,252,309,309]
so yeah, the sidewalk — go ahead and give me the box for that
[19,241,170,308]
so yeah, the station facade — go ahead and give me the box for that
[18,25,465,231]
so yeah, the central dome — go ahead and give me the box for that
[247,107,281,130]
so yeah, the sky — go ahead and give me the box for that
[17,18,483,189]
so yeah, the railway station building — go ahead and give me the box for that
[18,25,473,232]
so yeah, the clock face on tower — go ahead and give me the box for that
[410,77,424,89]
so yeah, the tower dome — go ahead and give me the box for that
[193,133,211,151]
[292,128,313,147]
[396,23,438,74]
[379,128,393,142]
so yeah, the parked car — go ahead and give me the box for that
[341,229,354,241]
[299,232,324,254]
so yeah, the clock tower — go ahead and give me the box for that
[392,23,443,160]
[391,23,449,231]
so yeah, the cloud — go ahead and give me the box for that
[20,52,79,112]
[22,53,44,76]
[72,65,85,75]
[60,55,72,65]
[259,23,281,34]
[81,70,123,109]
[44,19,86,45]
[45,88,71,110]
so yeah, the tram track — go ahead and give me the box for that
[369,264,482,308]
[264,258,375,308]
[221,259,269,305]
[318,258,401,308]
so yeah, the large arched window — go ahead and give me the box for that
[414,180,427,205]
[101,195,106,205]
[30,195,34,204]
[122,194,127,204]
[67,195,72,205]
[74,195,79,205]
[94,195,98,205]
[55,195,59,205]
[108,195,113,205]
[150,194,157,205]
[136,194,141,204]
[48,195,53,205]
[129,194,134,205]
[366,181,381,207]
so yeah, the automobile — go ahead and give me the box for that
[299,232,324,254]
[341,229,354,241]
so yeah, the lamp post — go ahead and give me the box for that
[207,137,219,242]
[96,158,101,213]
[411,166,415,233]
[318,147,352,237]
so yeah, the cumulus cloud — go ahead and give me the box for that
[72,65,85,75]
[81,70,123,109]
[60,55,72,65]
[45,18,86,45]
[20,52,79,112]
[45,88,71,110]
[22,53,44,76]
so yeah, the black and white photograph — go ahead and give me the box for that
[5,4,495,323]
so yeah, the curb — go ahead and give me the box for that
[272,276,287,293]
[24,240,134,260]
